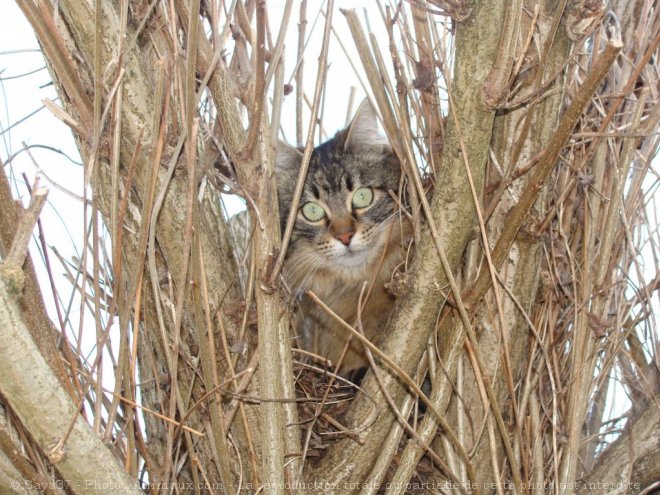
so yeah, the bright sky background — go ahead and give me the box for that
[1,2,89,348]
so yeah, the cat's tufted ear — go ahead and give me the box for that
[344,98,389,153]
[275,142,303,206]
[275,141,303,176]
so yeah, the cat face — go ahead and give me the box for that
[277,100,402,293]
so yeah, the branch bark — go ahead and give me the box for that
[0,277,142,495]
[576,404,660,495]
[1,186,47,274]
[0,166,75,400]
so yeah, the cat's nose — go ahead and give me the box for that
[335,230,355,246]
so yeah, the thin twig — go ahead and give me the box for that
[269,1,335,285]
[2,184,48,272]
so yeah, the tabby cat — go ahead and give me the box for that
[276,100,411,373]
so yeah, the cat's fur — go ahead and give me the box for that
[277,100,411,373]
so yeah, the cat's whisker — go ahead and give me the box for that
[367,210,402,239]
[285,249,322,271]
[284,251,318,275]
[286,258,320,288]
[296,266,316,293]
[378,210,403,228]
[297,258,325,293]
[285,250,329,292]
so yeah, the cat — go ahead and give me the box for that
[276,99,412,374]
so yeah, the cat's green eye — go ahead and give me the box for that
[301,202,326,222]
[352,187,374,209]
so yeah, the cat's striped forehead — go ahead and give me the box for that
[304,138,399,199]
[307,155,357,198]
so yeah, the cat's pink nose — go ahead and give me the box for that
[335,230,355,246]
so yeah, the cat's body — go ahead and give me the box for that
[276,100,411,373]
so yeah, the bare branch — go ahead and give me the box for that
[0,278,143,495]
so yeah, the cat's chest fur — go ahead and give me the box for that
[294,229,408,372]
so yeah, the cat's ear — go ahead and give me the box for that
[275,142,303,204]
[275,141,303,175]
[344,99,389,153]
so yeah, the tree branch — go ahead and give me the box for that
[576,404,660,494]
[0,278,142,495]
[0,185,48,282]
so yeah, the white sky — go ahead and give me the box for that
[1,1,89,346]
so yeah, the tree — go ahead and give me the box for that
[1,0,658,494]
